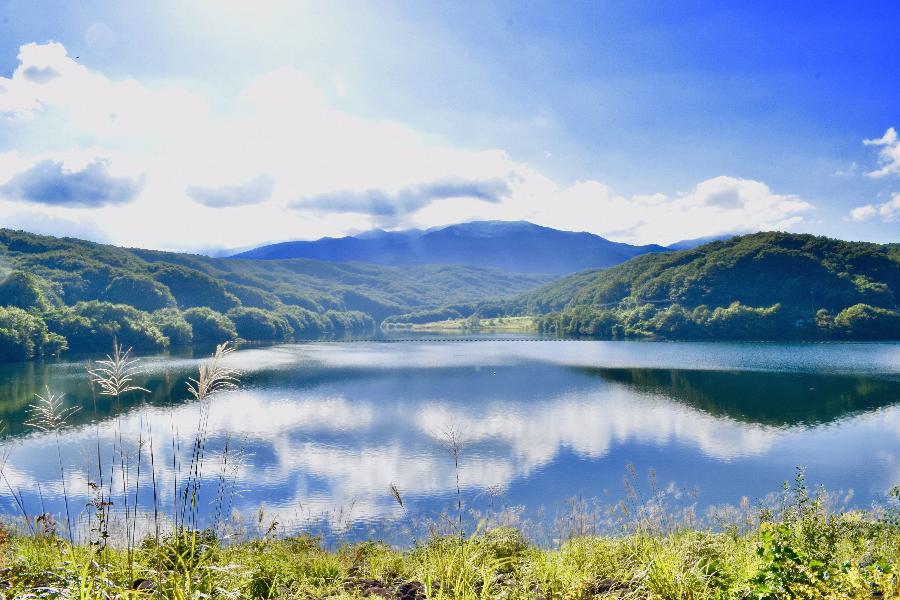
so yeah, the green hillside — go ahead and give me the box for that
[497,232,900,340]
[0,229,550,360]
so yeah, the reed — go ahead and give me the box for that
[1,345,899,598]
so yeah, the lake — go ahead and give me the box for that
[1,339,899,542]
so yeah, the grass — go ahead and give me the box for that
[0,344,899,598]
[1,500,899,598]
[389,316,537,333]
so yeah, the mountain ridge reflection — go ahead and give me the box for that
[578,367,900,427]
[1,341,899,531]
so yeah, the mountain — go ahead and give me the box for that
[666,233,738,250]
[232,221,670,274]
[0,229,551,361]
[490,232,900,340]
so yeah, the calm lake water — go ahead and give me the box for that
[1,339,899,540]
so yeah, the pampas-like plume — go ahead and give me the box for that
[25,388,81,432]
[88,343,149,397]
[26,388,80,544]
[180,342,241,530]
[186,342,239,402]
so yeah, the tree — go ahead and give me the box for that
[46,302,168,353]
[227,307,292,341]
[151,308,193,345]
[0,271,54,311]
[0,306,66,361]
[153,264,240,312]
[183,307,237,343]
[833,304,900,339]
[102,274,176,312]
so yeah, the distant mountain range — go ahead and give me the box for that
[232,221,686,274]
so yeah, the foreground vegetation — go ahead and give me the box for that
[0,229,550,361]
[0,343,898,598]
[2,480,899,599]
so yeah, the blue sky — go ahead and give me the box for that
[0,0,898,250]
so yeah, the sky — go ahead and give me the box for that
[0,0,898,252]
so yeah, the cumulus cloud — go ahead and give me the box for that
[417,174,812,245]
[863,127,900,178]
[22,65,61,84]
[849,205,877,221]
[849,193,900,222]
[0,158,144,207]
[187,173,275,208]
[0,41,207,135]
[0,41,818,249]
[292,177,511,225]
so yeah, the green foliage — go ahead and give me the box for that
[521,232,900,340]
[0,228,550,361]
[225,282,281,309]
[0,270,54,310]
[0,306,66,361]
[152,264,240,312]
[3,513,900,599]
[227,306,293,341]
[275,304,331,338]
[383,307,464,325]
[747,469,877,599]
[141,528,219,572]
[151,307,194,345]
[102,273,176,311]
[831,303,900,339]
[183,307,238,343]
[324,309,375,332]
[45,301,169,353]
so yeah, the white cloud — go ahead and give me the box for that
[849,193,900,222]
[863,127,900,178]
[0,42,817,249]
[849,204,877,221]
[188,173,275,208]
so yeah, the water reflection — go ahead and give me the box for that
[1,341,899,534]
[583,367,900,426]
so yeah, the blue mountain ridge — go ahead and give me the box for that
[232,220,690,275]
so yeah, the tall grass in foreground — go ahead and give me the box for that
[1,475,899,598]
[0,344,898,598]
[0,342,247,597]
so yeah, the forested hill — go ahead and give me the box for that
[233,220,670,274]
[0,229,551,361]
[494,232,900,340]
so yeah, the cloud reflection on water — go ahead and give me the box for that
[2,341,900,529]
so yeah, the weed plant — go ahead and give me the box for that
[0,344,897,598]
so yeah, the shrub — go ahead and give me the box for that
[323,310,374,333]
[102,274,176,312]
[833,303,900,339]
[151,308,194,346]
[183,307,237,343]
[225,283,280,310]
[382,308,463,325]
[0,271,54,311]
[153,264,240,312]
[0,306,66,361]
[276,305,330,338]
[46,301,168,353]
[227,307,292,341]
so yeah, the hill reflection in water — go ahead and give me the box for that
[1,340,899,535]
